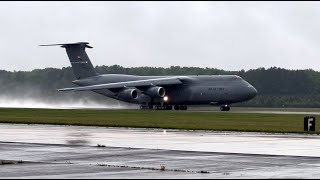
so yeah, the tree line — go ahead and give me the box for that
[1,65,320,107]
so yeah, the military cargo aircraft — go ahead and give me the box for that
[40,42,257,111]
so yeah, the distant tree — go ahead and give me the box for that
[1,65,320,107]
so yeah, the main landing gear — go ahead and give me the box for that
[220,105,230,111]
[174,105,187,110]
[140,105,154,110]
[139,105,188,110]
[155,105,173,110]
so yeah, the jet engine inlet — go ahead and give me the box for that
[118,88,138,100]
[144,86,166,98]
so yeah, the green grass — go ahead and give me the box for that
[0,108,318,134]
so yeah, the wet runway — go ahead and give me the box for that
[188,106,320,115]
[1,123,320,178]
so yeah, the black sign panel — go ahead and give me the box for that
[304,116,316,131]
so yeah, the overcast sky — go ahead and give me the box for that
[1,1,320,71]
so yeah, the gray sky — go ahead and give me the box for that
[1,1,320,71]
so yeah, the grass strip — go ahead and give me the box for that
[0,108,318,134]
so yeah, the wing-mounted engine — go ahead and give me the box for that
[117,88,138,101]
[144,86,166,98]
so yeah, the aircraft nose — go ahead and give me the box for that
[248,86,258,98]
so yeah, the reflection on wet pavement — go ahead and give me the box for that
[2,123,320,178]
[1,123,320,157]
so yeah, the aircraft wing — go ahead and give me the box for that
[57,77,183,92]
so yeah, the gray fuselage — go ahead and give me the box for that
[72,74,257,106]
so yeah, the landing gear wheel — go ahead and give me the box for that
[155,105,173,110]
[181,106,187,110]
[174,105,187,110]
[141,105,153,110]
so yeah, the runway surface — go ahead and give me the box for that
[1,123,320,178]
[188,106,320,115]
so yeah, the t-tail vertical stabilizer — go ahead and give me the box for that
[40,42,97,79]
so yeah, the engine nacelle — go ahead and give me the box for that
[144,86,165,98]
[118,88,138,100]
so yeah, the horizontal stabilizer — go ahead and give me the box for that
[39,42,93,48]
